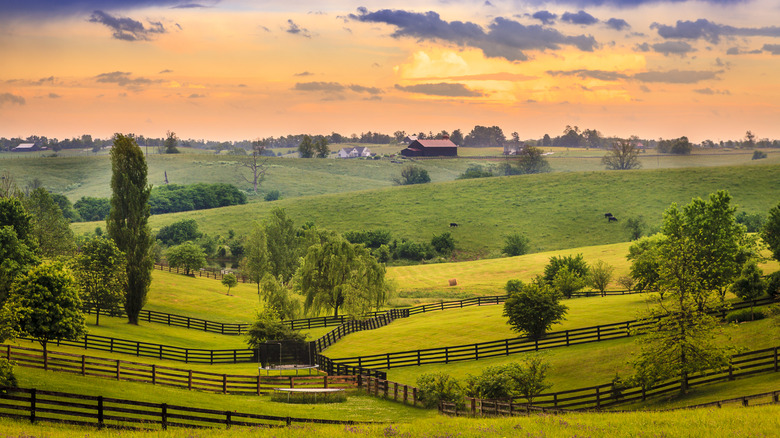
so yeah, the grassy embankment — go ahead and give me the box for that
[67,162,780,260]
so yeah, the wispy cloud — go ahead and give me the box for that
[286,19,311,38]
[605,18,630,31]
[293,81,383,97]
[549,68,721,84]
[652,41,696,56]
[94,71,162,89]
[0,93,26,106]
[394,83,483,97]
[652,19,780,44]
[561,11,598,26]
[89,10,166,41]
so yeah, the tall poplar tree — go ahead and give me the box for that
[107,134,153,325]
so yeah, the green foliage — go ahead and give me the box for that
[725,308,766,323]
[463,125,505,147]
[107,133,154,325]
[260,273,300,320]
[0,358,17,390]
[164,131,179,154]
[514,146,551,174]
[658,136,692,155]
[394,165,431,185]
[431,232,455,256]
[502,233,530,257]
[752,150,767,160]
[393,239,436,261]
[1,262,86,354]
[602,140,641,170]
[245,309,305,348]
[264,190,280,201]
[503,279,568,340]
[762,202,780,262]
[416,372,463,409]
[149,183,246,215]
[314,136,330,158]
[543,254,589,285]
[298,135,315,158]
[617,275,635,293]
[23,187,75,257]
[589,260,614,296]
[456,164,493,179]
[735,211,764,233]
[156,219,202,246]
[73,197,111,221]
[299,233,388,317]
[552,267,587,298]
[0,226,39,304]
[221,273,238,296]
[264,208,300,283]
[731,261,765,320]
[464,356,551,403]
[242,222,271,293]
[166,242,206,275]
[50,193,81,222]
[72,236,126,326]
[627,234,664,293]
[343,229,392,249]
[624,217,645,241]
[0,197,34,244]
[766,271,780,298]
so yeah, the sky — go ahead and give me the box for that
[1,0,779,143]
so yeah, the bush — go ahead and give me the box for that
[752,150,767,160]
[502,233,530,257]
[245,309,305,349]
[464,357,551,404]
[504,279,568,339]
[416,372,463,409]
[344,229,392,249]
[394,240,435,261]
[393,165,430,185]
[767,271,780,298]
[725,308,766,323]
[264,190,280,202]
[543,254,589,285]
[156,219,202,246]
[431,232,455,255]
[456,165,493,179]
[0,358,17,390]
[735,211,765,233]
[73,197,111,221]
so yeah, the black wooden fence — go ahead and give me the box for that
[0,386,371,431]
[154,263,251,283]
[324,296,778,370]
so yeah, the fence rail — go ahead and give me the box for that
[326,297,777,370]
[0,386,371,431]
[154,263,251,283]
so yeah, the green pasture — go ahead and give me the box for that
[381,318,780,391]
[1,400,777,437]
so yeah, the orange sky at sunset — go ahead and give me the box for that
[2,0,780,142]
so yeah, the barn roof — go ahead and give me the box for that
[415,139,457,148]
[14,143,36,149]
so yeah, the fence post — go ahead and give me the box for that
[595,386,601,409]
[475,344,479,361]
[116,360,121,380]
[775,347,778,372]
[566,330,570,346]
[152,364,156,384]
[470,397,476,416]
[404,385,408,403]
[5,344,9,360]
[30,388,36,423]
[223,374,227,393]
[97,396,104,429]
[225,411,232,429]
[257,375,262,396]
[43,348,48,370]
[81,355,86,376]
[188,370,192,390]
[412,387,417,406]
[161,403,168,430]
[597,326,601,341]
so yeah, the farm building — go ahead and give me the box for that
[11,143,43,152]
[403,135,418,144]
[503,144,523,155]
[401,137,458,157]
[337,146,372,158]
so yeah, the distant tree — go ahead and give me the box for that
[315,136,330,158]
[463,125,505,147]
[393,165,430,185]
[762,202,780,262]
[107,133,154,325]
[245,309,304,348]
[515,146,551,174]
[221,273,238,296]
[260,273,300,320]
[624,217,645,241]
[74,197,111,221]
[449,129,464,146]
[164,131,179,154]
[239,139,269,194]
[431,232,455,255]
[0,226,38,304]
[298,135,315,158]
[242,222,271,293]
[589,260,615,297]
[552,267,587,298]
[264,190,280,201]
[543,254,589,285]
[602,140,641,170]
[299,233,388,317]
[731,261,765,320]
[457,164,493,179]
[264,208,300,283]
[503,279,568,340]
[166,242,206,275]
[745,130,756,147]
[23,188,75,257]
[670,136,692,155]
[502,233,530,257]
[72,236,126,326]
[627,235,664,294]
[0,262,86,368]
[156,219,202,246]
[735,211,764,233]
[617,275,635,293]
[50,194,81,222]
[752,150,767,160]
[542,134,551,146]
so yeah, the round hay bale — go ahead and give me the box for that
[448,278,457,286]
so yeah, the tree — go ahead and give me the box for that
[315,136,330,158]
[552,267,587,298]
[731,261,765,320]
[670,136,692,155]
[74,197,111,221]
[762,202,780,262]
[259,273,300,320]
[543,254,589,285]
[298,135,315,158]
[589,260,614,297]
[0,226,38,304]
[511,355,552,405]
[624,217,645,241]
[745,130,756,147]
[515,146,551,174]
[166,242,206,275]
[617,275,635,293]
[242,222,271,293]
[431,232,455,255]
[503,279,568,340]
[602,139,641,170]
[631,194,739,394]
[502,233,530,257]
[164,131,179,154]
[627,234,664,294]
[449,129,463,146]
[0,262,86,368]
[299,233,388,317]
[264,208,300,283]
[393,165,430,185]
[239,139,269,194]
[221,273,238,296]
[23,188,75,257]
[72,236,126,326]
[50,193,81,222]
[156,219,202,246]
[245,309,304,349]
[107,133,154,325]
[463,125,505,147]
[416,372,463,408]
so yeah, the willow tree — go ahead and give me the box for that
[299,233,388,317]
[107,134,153,325]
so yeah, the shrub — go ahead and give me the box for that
[543,254,589,285]
[393,165,430,185]
[502,233,530,257]
[393,240,435,261]
[156,219,202,246]
[0,359,17,390]
[735,211,765,233]
[416,372,463,409]
[343,229,392,249]
[245,309,305,349]
[752,150,767,160]
[264,190,280,202]
[456,165,493,179]
[767,272,780,298]
[725,308,766,323]
[464,357,551,404]
[431,232,455,255]
[504,279,568,340]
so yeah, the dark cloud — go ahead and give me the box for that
[159,69,173,73]
[172,3,210,8]
[652,19,780,44]
[48,93,61,98]
[394,83,483,97]
[5,76,55,86]
[561,11,598,26]
[531,11,557,25]
[763,44,780,55]
[1,1,216,19]
[188,93,206,98]
[605,18,629,31]
[94,71,161,88]
[633,69,720,84]
[349,8,597,62]
[652,41,695,56]
[634,42,650,52]
[693,87,730,95]
[418,72,536,81]
[286,19,311,38]
[548,69,628,81]
[294,71,314,77]
[726,47,761,55]
[89,10,166,41]
[348,84,383,94]
[294,81,383,96]
[484,1,494,6]
[0,93,26,106]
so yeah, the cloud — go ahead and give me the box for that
[94,71,161,88]
[294,81,383,96]
[531,11,557,25]
[48,93,61,98]
[349,8,597,62]
[418,72,536,81]
[726,46,761,55]
[633,69,721,84]
[159,69,173,74]
[561,11,598,26]
[1,1,217,19]
[394,83,483,97]
[294,71,314,76]
[652,19,780,44]
[548,69,628,81]
[652,41,696,56]
[0,93,26,106]
[348,84,383,94]
[693,87,730,95]
[89,10,166,41]
[286,19,311,38]
[172,3,210,8]
[5,76,55,86]
[188,93,206,98]
[763,44,780,55]
[605,18,629,31]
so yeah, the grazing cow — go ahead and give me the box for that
[450,223,459,227]
[604,213,613,218]
[608,216,618,222]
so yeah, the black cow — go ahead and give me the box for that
[604,213,613,218]
[449,223,459,227]
[608,216,618,222]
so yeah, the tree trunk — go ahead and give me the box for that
[95,308,100,326]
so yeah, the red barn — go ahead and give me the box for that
[401,137,458,157]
